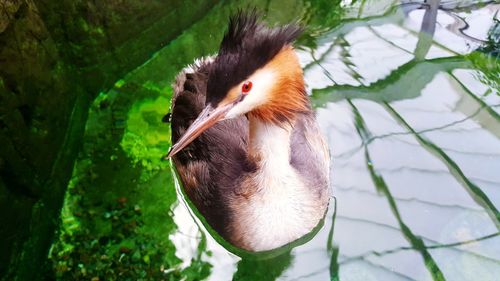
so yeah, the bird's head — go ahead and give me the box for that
[167,11,309,158]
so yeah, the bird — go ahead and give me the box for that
[166,11,330,252]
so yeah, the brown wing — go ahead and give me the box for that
[170,58,256,236]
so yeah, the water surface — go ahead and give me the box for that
[50,1,499,280]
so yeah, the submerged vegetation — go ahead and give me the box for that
[45,0,500,280]
[472,19,500,95]
[49,84,211,279]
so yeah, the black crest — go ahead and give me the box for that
[206,10,303,106]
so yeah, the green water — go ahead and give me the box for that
[50,0,500,280]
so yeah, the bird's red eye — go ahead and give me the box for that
[242,81,252,94]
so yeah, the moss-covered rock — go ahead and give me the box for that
[0,2,85,279]
[0,0,218,280]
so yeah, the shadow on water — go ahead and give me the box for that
[48,0,500,280]
[233,253,293,281]
[328,197,340,281]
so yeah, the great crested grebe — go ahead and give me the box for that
[166,11,330,252]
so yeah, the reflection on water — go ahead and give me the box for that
[51,0,499,280]
[170,1,500,280]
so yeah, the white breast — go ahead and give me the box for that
[228,118,328,251]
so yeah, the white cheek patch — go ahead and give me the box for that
[225,68,276,119]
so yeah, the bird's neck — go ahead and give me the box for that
[248,115,292,164]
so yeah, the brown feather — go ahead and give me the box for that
[250,46,310,124]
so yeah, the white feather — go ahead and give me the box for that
[230,117,327,251]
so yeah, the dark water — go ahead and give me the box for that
[50,0,499,280]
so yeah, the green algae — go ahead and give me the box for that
[49,73,208,280]
[120,94,171,181]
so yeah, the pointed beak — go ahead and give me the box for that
[165,103,232,159]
